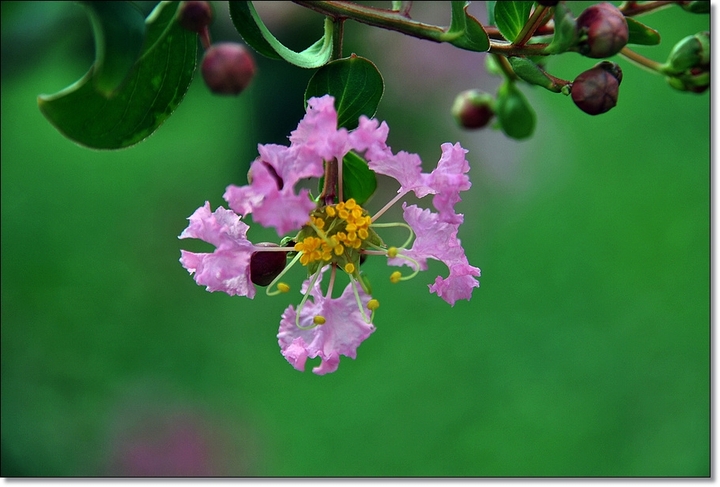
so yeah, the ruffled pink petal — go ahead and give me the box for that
[423,142,472,223]
[278,273,375,375]
[178,202,256,298]
[290,95,351,164]
[388,203,479,305]
[428,262,481,306]
[348,116,393,163]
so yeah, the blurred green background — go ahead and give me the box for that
[1,1,709,477]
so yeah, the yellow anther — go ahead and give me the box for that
[390,271,402,283]
[334,244,344,256]
[339,209,349,219]
[345,199,357,210]
[358,228,369,240]
[344,263,356,274]
[351,208,363,219]
[313,315,326,325]
[347,231,357,241]
[368,299,379,311]
[388,247,398,258]
[313,217,325,229]
[277,282,290,293]
[326,206,336,217]
[345,222,357,232]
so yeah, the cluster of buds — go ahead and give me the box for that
[178,1,256,95]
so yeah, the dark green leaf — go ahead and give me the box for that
[38,2,197,150]
[495,81,535,140]
[494,1,533,42]
[508,56,562,92]
[626,17,661,46]
[545,2,577,54]
[229,1,333,68]
[439,1,489,52]
[81,1,146,95]
[340,151,377,206]
[305,55,384,130]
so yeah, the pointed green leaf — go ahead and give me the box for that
[439,1,489,52]
[305,55,384,130]
[626,17,661,46]
[81,1,146,95]
[340,151,377,206]
[545,2,577,54]
[495,81,535,140]
[38,2,197,150]
[494,1,533,42]
[229,1,333,68]
[508,56,562,92]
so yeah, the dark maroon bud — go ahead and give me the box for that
[250,243,287,287]
[178,2,213,33]
[571,62,622,115]
[451,90,495,130]
[201,43,256,95]
[576,3,629,58]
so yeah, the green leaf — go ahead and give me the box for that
[81,1,146,95]
[305,55,384,130]
[340,151,377,206]
[494,1,534,42]
[229,1,333,69]
[495,81,535,140]
[508,56,562,93]
[38,2,197,150]
[439,1,489,52]
[486,1,497,26]
[545,2,577,54]
[626,17,661,46]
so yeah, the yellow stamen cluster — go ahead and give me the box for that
[294,198,373,270]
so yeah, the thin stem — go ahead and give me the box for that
[619,1,678,16]
[620,46,663,74]
[332,17,345,60]
[493,54,519,82]
[513,5,549,46]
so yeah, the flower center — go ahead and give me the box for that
[294,198,383,275]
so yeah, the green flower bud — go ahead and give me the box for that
[201,43,256,95]
[452,90,495,129]
[665,34,705,73]
[680,1,710,14]
[250,243,287,287]
[576,3,629,58]
[495,82,536,139]
[571,62,622,115]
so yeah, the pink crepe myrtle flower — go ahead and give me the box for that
[179,95,480,374]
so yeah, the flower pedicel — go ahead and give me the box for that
[179,95,480,374]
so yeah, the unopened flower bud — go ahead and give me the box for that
[452,90,495,129]
[571,61,622,115]
[680,1,710,14]
[250,243,287,286]
[178,1,213,34]
[665,31,710,74]
[576,3,629,58]
[201,43,256,95]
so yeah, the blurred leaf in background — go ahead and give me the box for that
[1,1,709,477]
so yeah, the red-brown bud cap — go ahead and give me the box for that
[576,3,629,58]
[250,243,287,287]
[571,61,622,115]
[178,2,213,34]
[201,43,256,95]
[452,90,495,130]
